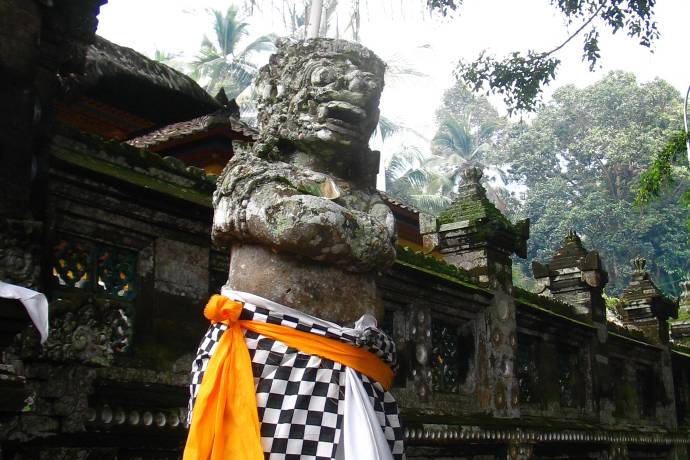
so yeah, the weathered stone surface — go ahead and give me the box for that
[212,38,395,323]
[619,257,678,344]
[418,166,524,418]
[420,166,529,291]
[0,0,41,81]
[531,230,607,322]
[19,295,132,366]
[672,280,690,345]
[154,238,209,301]
[227,244,381,324]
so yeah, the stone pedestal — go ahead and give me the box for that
[227,244,382,325]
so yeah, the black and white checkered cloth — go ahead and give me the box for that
[188,300,404,460]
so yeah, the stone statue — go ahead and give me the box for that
[212,38,396,325]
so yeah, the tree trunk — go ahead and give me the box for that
[307,0,323,38]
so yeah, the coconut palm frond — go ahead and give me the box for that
[237,34,276,57]
[408,193,452,214]
[213,7,249,55]
[374,115,401,142]
[191,7,276,100]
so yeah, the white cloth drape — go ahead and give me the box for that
[339,367,394,460]
[0,281,49,343]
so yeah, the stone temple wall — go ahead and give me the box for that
[1,124,689,459]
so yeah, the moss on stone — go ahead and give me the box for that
[437,196,511,227]
[613,383,638,418]
[513,287,590,323]
[51,146,213,208]
[673,308,690,323]
[607,322,651,344]
[54,123,217,185]
[396,246,472,283]
[394,246,490,293]
[516,299,595,329]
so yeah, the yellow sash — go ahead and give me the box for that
[183,294,394,460]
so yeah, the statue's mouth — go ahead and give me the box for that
[317,101,366,131]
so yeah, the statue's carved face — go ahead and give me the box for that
[256,40,385,151]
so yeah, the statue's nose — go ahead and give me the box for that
[347,72,377,92]
[348,75,366,92]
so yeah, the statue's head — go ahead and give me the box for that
[254,38,385,154]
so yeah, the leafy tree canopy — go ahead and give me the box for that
[494,71,687,294]
[427,0,659,113]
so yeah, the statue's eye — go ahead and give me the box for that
[310,68,334,86]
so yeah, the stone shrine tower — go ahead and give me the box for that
[532,230,608,322]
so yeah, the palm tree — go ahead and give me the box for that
[191,6,275,99]
[431,112,501,185]
[385,146,453,214]
[430,112,512,211]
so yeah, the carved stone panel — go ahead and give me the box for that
[20,294,132,366]
[0,219,43,289]
[431,319,475,394]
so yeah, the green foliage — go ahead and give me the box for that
[456,51,560,114]
[427,0,462,16]
[153,49,179,63]
[497,72,687,295]
[428,0,659,113]
[385,146,453,214]
[512,263,537,292]
[603,293,620,311]
[373,115,401,143]
[385,82,509,215]
[635,131,690,228]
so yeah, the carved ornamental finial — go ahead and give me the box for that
[566,229,579,241]
[460,166,483,184]
[631,257,647,273]
[532,228,608,321]
[214,88,229,106]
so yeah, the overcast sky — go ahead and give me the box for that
[97,0,689,165]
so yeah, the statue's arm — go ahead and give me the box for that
[212,158,395,271]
